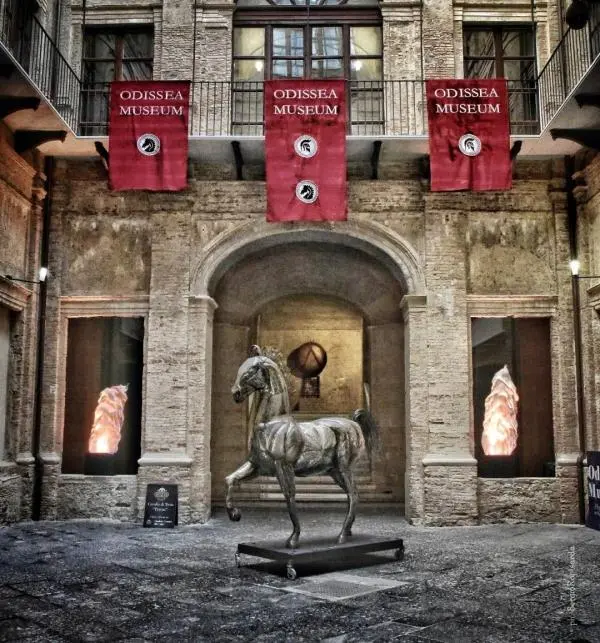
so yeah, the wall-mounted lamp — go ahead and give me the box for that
[3,267,49,285]
[569,259,600,279]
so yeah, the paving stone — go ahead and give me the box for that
[0,509,598,641]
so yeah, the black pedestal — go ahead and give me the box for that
[236,535,404,580]
[84,453,118,475]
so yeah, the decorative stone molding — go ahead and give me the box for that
[466,294,559,318]
[138,453,194,467]
[423,454,477,466]
[188,295,218,311]
[59,295,150,317]
[40,452,60,465]
[191,219,426,298]
[400,294,427,320]
[0,277,31,311]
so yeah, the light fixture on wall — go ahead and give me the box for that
[3,267,49,285]
[569,258,600,279]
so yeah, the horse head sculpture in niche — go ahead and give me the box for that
[226,345,378,549]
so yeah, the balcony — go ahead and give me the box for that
[538,3,600,147]
[80,79,539,138]
[0,2,80,146]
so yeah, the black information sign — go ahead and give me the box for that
[143,483,178,528]
[586,451,600,531]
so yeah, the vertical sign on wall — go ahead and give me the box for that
[426,79,511,191]
[109,81,190,191]
[587,451,600,530]
[265,80,347,222]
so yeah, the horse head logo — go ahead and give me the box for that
[295,180,319,204]
[137,133,161,156]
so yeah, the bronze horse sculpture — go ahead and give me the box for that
[226,346,377,548]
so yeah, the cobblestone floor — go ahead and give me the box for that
[0,507,599,642]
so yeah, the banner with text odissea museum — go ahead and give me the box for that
[109,81,190,191]
[265,80,347,222]
[426,79,511,192]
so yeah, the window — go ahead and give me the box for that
[62,318,144,475]
[472,318,554,478]
[463,26,538,134]
[80,28,153,135]
[232,16,382,133]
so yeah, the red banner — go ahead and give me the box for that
[265,80,347,222]
[426,79,511,191]
[109,81,190,191]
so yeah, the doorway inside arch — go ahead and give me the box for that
[209,241,406,510]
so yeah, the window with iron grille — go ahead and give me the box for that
[80,28,153,135]
[463,25,538,134]
[232,13,382,134]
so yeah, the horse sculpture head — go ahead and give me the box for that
[231,346,287,406]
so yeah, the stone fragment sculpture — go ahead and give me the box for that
[481,365,519,456]
[225,345,378,549]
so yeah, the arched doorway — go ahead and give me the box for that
[208,239,407,507]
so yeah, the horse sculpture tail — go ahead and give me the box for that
[352,409,379,455]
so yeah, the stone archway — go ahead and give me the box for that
[186,220,427,522]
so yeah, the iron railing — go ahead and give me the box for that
[0,3,80,132]
[538,4,600,131]
[80,79,539,137]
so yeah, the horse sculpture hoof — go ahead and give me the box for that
[286,535,299,549]
[227,507,242,521]
[337,534,347,545]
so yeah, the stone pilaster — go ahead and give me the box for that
[138,208,193,523]
[422,196,477,525]
[161,0,195,80]
[187,295,217,523]
[401,295,427,523]
[421,0,455,78]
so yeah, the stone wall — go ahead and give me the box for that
[56,475,138,521]
[478,478,562,523]
[0,125,45,524]
[38,156,580,526]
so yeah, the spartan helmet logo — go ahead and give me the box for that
[295,180,319,204]
[137,133,161,156]
[458,133,482,157]
[294,135,318,159]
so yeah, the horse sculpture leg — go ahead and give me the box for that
[225,460,256,521]
[331,468,358,544]
[274,461,300,548]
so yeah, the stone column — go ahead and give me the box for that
[187,295,217,523]
[137,208,193,523]
[401,295,427,523]
[422,196,477,525]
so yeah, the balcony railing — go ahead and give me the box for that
[80,79,539,138]
[538,4,600,131]
[0,4,80,132]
